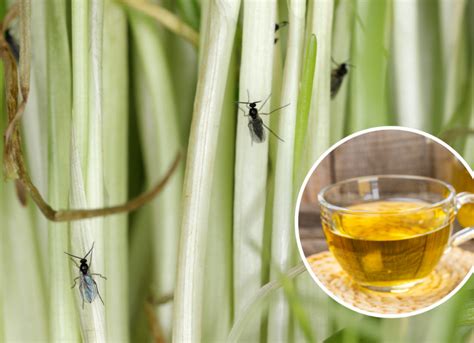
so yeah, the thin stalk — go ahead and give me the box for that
[172,1,240,341]
[262,37,284,341]
[303,0,334,173]
[228,264,306,343]
[0,59,48,340]
[233,2,276,341]
[176,0,200,30]
[199,2,232,341]
[129,207,154,342]
[330,0,353,143]
[267,0,305,341]
[103,0,129,340]
[439,0,467,124]
[18,0,49,338]
[24,0,48,262]
[423,286,472,343]
[293,34,317,189]
[167,34,198,146]
[45,0,78,340]
[202,41,237,342]
[120,0,199,47]
[69,0,106,340]
[417,1,444,133]
[129,9,183,337]
[1,186,49,341]
[346,0,392,132]
[292,272,331,342]
[392,1,426,130]
[381,319,408,343]
[441,0,472,158]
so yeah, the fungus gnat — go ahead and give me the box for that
[237,91,288,143]
[331,58,354,99]
[65,243,107,309]
[274,21,288,44]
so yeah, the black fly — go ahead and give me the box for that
[65,242,107,309]
[237,91,288,143]
[331,58,354,99]
[274,21,288,44]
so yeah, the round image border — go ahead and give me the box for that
[294,126,474,319]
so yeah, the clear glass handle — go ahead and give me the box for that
[450,192,474,247]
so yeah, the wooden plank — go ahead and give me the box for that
[332,130,432,181]
[301,156,331,207]
[432,140,456,182]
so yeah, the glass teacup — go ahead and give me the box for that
[318,175,474,292]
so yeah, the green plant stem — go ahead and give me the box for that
[347,0,392,132]
[303,0,334,176]
[392,1,426,130]
[129,207,154,342]
[267,0,306,341]
[172,1,240,341]
[293,271,331,341]
[129,9,183,337]
[330,0,353,143]
[233,2,276,340]
[1,185,49,341]
[23,0,48,255]
[46,0,78,340]
[103,0,129,340]
[120,0,199,47]
[228,264,306,343]
[293,34,317,188]
[202,41,237,342]
[70,0,106,340]
[0,58,48,340]
[417,1,444,133]
[439,0,467,124]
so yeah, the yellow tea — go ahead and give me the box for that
[322,200,453,290]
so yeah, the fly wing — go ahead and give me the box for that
[248,118,265,143]
[80,275,98,303]
[331,69,344,98]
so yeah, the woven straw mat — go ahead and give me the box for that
[307,247,473,315]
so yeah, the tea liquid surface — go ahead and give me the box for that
[322,200,453,289]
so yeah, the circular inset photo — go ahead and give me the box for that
[295,127,474,318]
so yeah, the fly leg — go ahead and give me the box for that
[79,283,85,310]
[71,276,80,289]
[69,258,80,288]
[69,258,80,268]
[257,93,272,112]
[93,279,105,305]
[237,105,248,116]
[261,122,284,142]
[259,103,290,115]
[91,273,107,280]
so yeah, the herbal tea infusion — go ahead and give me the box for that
[322,200,454,289]
[318,175,474,292]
